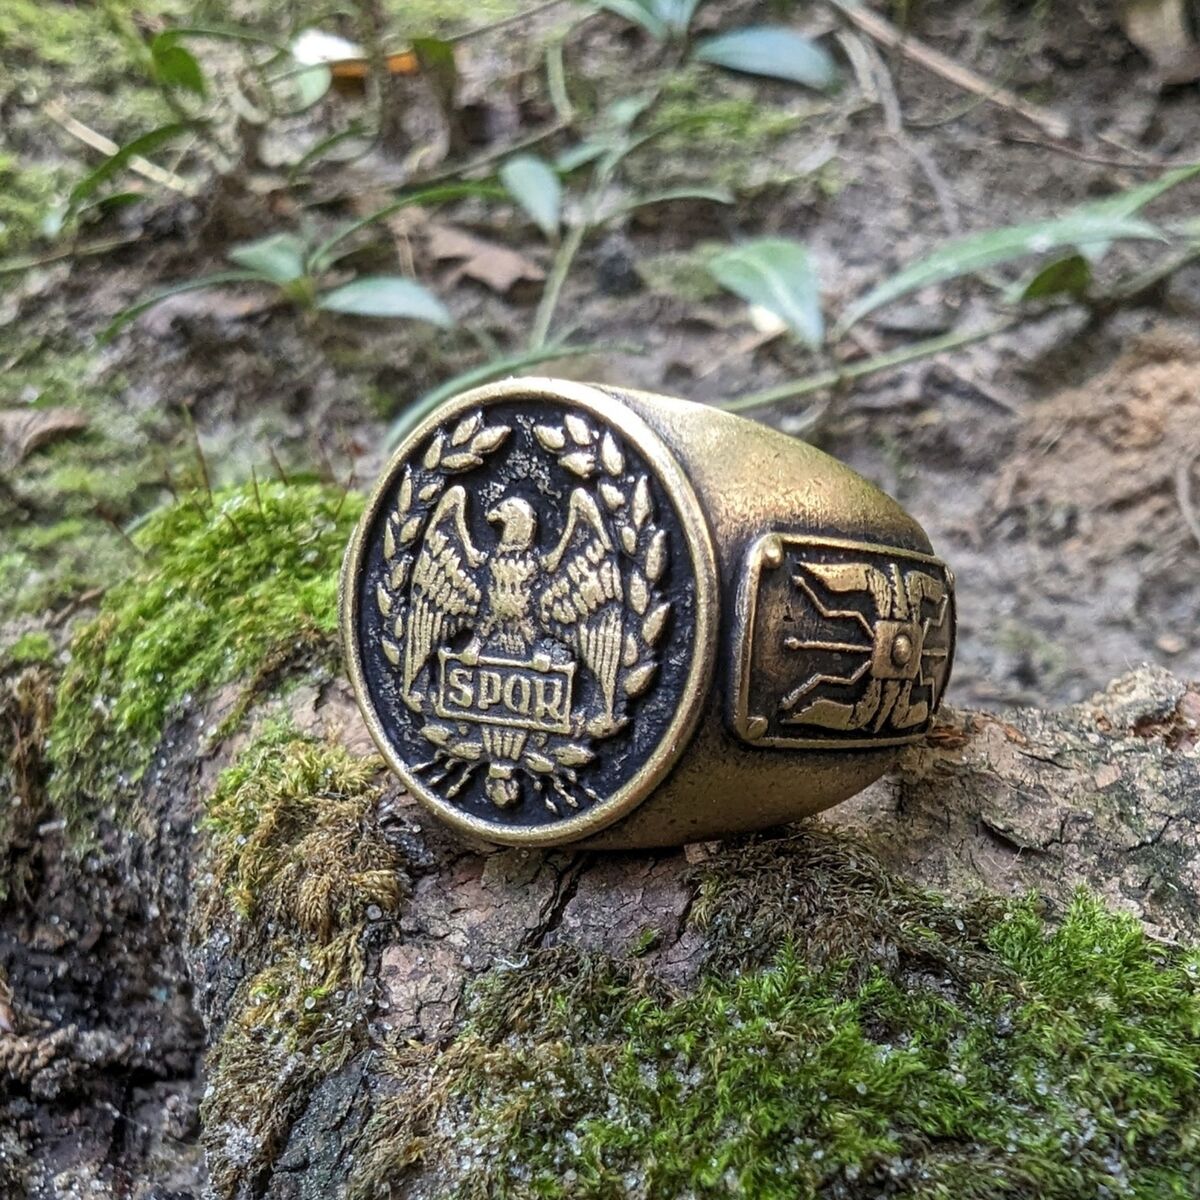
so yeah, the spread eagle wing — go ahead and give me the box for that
[403,486,485,702]
[539,488,624,727]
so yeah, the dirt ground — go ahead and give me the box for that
[3,0,1200,1195]
[7,1,1200,710]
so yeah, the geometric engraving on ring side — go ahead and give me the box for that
[375,409,671,818]
[733,534,954,748]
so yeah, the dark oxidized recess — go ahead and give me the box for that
[342,380,717,846]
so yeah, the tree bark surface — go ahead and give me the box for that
[4,664,1198,1197]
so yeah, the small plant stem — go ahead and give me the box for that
[528,219,589,351]
[529,132,631,350]
[355,0,405,153]
[720,320,1016,414]
[415,119,568,188]
[546,36,574,125]
[0,236,140,276]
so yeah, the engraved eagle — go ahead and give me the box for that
[402,485,624,730]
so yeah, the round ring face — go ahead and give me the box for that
[342,380,717,845]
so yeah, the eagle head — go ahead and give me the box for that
[486,497,537,551]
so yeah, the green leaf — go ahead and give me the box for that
[837,213,1164,334]
[288,123,370,182]
[658,186,736,208]
[99,271,262,342]
[291,64,332,109]
[412,36,456,86]
[1074,163,1200,262]
[66,123,191,212]
[555,141,606,174]
[1087,163,1200,220]
[1014,254,1092,303]
[694,27,838,90]
[612,185,734,219]
[411,37,457,123]
[150,34,207,97]
[499,154,562,241]
[164,24,290,54]
[598,0,700,38]
[597,0,669,40]
[709,239,823,349]
[605,94,655,129]
[226,233,309,284]
[654,0,703,36]
[317,276,452,325]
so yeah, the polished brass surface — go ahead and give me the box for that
[341,378,956,849]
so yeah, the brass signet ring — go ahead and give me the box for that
[342,379,955,848]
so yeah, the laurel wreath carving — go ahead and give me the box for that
[377,410,670,707]
[532,416,670,700]
[372,408,671,817]
[375,410,511,667]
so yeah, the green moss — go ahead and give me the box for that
[199,727,403,1198]
[0,156,65,254]
[637,246,723,302]
[356,834,1200,1199]
[995,617,1073,695]
[0,0,127,70]
[385,0,526,33]
[0,664,55,903]
[200,723,397,939]
[0,338,170,619]
[638,67,815,191]
[0,520,135,621]
[0,0,169,146]
[5,632,54,667]
[0,343,105,408]
[47,481,363,820]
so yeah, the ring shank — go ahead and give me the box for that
[575,387,954,849]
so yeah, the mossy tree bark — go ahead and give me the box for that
[186,666,1200,1197]
[2,482,1197,1199]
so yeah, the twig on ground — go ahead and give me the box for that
[822,0,1071,141]
[446,0,568,45]
[938,360,1022,415]
[43,100,192,194]
[49,587,105,628]
[845,30,961,235]
[1000,135,1197,172]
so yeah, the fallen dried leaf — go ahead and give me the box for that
[0,407,89,464]
[426,222,544,294]
[1120,0,1200,82]
[139,288,279,337]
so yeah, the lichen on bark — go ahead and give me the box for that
[195,725,406,1198]
[350,839,1200,1200]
